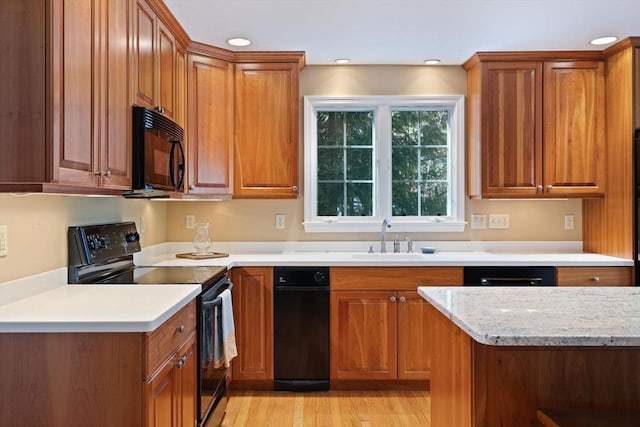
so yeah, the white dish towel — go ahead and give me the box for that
[219,288,238,367]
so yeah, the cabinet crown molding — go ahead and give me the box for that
[463,50,604,70]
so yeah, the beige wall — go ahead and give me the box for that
[0,194,167,283]
[165,65,582,243]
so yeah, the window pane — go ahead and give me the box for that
[421,182,448,216]
[318,147,343,180]
[392,111,419,146]
[346,183,373,216]
[392,182,418,216]
[317,111,344,146]
[346,112,373,146]
[347,148,373,180]
[392,147,418,180]
[318,183,345,216]
[421,147,447,180]
[420,110,449,146]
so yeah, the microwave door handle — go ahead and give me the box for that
[169,142,177,189]
[175,141,185,190]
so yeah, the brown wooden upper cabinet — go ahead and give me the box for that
[234,60,303,198]
[464,53,605,198]
[186,50,234,195]
[0,0,132,194]
[132,0,180,121]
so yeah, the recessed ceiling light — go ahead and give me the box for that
[589,36,618,46]
[424,59,441,65]
[335,58,350,64]
[227,37,251,47]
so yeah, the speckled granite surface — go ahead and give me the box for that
[418,287,640,346]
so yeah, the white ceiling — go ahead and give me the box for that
[164,0,640,65]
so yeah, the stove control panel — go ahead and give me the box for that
[68,222,141,268]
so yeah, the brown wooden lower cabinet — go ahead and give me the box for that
[557,266,633,286]
[329,267,462,385]
[230,267,274,388]
[429,304,640,427]
[0,300,197,427]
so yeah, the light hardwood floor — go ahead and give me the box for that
[221,390,431,426]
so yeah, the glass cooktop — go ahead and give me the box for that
[100,266,226,286]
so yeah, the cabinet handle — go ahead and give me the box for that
[94,170,111,178]
[155,106,165,113]
[292,185,298,193]
[592,276,600,283]
[175,356,186,368]
[176,325,185,333]
[390,296,397,302]
[547,185,553,191]
[536,185,543,192]
[399,296,406,303]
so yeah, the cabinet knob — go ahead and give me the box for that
[390,296,397,302]
[292,185,298,193]
[189,185,195,191]
[155,106,165,113]
[176,325,185,333]
[547,185,553,191]
[536,185,543,191]
[592,276,600,282]
[399,296,406,303]
[104,170,111,178]
[175,356,186,368]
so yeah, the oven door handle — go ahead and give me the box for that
[480,277,544,286]
[201,281,233,308]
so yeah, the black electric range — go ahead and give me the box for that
[67,221,226,289]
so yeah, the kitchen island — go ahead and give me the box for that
[418,287,640,427]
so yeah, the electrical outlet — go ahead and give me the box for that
[564,214,575,230]
[186,215,196,230]
[275,214,286,230]
[0,225,8,257]
[470,214,487,229]
[488,214,510,229]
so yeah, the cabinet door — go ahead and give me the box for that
[133,0,156,110]
[145,333,196,427]
[157,19,176,119]
[100,0,132,189]
[187,54,234,194]
[544,61,605,196]
[54,0,100,186]
[481,62,543,197]
[397,291,431,380]
[178,335,197,427]
[231,267,274,382]
[234,63,299,198]
[330,291,397,380]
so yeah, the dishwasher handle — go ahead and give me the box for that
[275,285,329,292]
[480,277,544,286]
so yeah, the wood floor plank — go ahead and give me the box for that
[221,390,431,427]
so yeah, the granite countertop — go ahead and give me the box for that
[418,286,640,347]
[0,268,200,333]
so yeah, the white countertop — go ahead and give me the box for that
[418,286,640,347]
[137,242,634,268]
[0,268,200,333]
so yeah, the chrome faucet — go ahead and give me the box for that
[380,219,391,253]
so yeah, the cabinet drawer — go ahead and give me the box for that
[556,267,633,286]
[145,300,196,378]
[330,267,463,291]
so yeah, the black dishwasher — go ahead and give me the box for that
[273,267,330,391]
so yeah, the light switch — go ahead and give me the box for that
[0,225,8,257]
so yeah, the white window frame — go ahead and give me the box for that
[303,95,466,233]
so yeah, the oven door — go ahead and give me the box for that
[199,278,231,427]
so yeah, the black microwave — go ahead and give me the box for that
[126,106,185,198]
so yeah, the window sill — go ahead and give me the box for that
[303,219,466,233]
